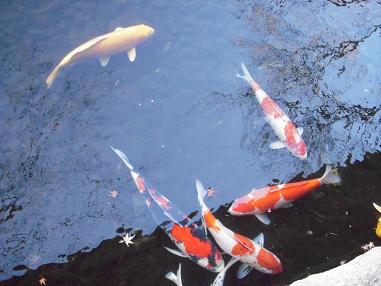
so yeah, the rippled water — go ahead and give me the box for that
[0,0,380,283]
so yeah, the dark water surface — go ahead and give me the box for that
[1,0,380,285]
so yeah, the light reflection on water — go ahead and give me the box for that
[0,0,380,281]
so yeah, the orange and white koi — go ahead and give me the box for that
[237,63,307,160]
[229,165,341,225]
[196,180,282,280]
[373,203,381,238]
[46,24,154,88]
[111,147,224,273]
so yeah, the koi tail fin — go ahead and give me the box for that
[195,179,207,209]
[46,65,62,89]
[110,146,134,171]
[236,62,254,84]
[165,264,182,285]
[165,272,178,284]
[211,257,239,286]
[320,165,341,185]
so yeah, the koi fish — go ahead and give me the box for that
[373,203,381,238]
[165,263,183,286]
[196,179,282,279]
[236,63,307,160]
[111,147,224,273]
[229,165,341,225]
[46,24,154,88]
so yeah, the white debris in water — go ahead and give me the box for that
[150,99,154,103]
[361,242,375,252]
[307,230,313,235]
[161,145,165,148]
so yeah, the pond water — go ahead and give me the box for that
[0,0,380,285]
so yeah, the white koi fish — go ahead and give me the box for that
[165,263,183,286]
[237,63,307,160]
[196,179,282,280]
[46,24,154,88]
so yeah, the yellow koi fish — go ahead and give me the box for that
[373,203,381,238]
[46,24,154,88]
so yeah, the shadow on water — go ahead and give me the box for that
[0,0,381,285]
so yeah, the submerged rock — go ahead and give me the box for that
[290,247,381,286]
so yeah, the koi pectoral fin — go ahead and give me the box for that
[297,127,304,136]
[269,141,286,150]
[282,202,293,208]
[253,232,264,247]
[237,263,253,279]
[164,247,188,258]
[99,56,110,67]
[255,213,271,225]
[128,47,136,62]
[373,203,381,213]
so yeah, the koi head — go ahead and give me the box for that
[291,141,307,160]
[228,197,256,215]
[137,24,155,38]
[284,121,307,160]
[256,248,283,274]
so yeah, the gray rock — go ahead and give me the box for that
[290,247,381,286]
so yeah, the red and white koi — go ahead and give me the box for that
[196,179,282,280]
[237,63,307,160]
[111,147,224,273]
[229,165,341,225]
